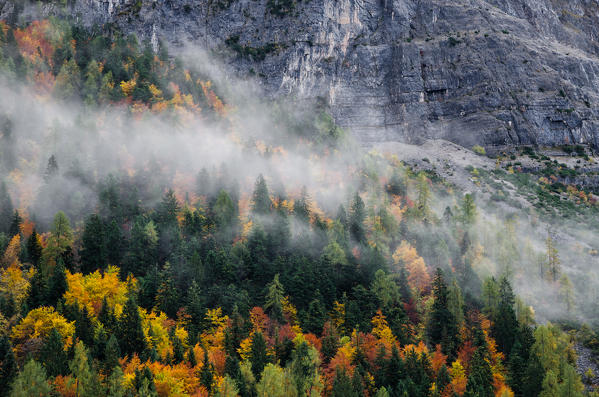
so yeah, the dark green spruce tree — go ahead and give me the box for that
[426,268,460,358]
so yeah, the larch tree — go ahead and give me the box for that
[545,233,560,282]
[10,359,51,397]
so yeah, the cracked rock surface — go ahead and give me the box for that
[3,0,599,149]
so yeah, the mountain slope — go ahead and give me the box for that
[4,0,599,149]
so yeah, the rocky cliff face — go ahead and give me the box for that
[4,0,599,149]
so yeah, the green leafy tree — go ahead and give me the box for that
[256,364,296,397]
[43,211,73,263]
[10,359,52,397]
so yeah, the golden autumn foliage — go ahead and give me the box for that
[140,309,175,360]
[0,262,33,307]
[392,240,431,293]
[64,266,130,317]
[450,359,467,395]
[2,234,21,266]
[371,310,396,347]
[11,307,75,352]
[120,78,137,97]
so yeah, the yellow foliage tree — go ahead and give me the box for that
[392,241,431,292]
[0,263,32,307]
[140,309,174,361]
[120,78,136,97]
[64,266,130,317]
[450,360,467,396]
[371,310,396,347]
[2,234,20,266]
[11,307,75,352]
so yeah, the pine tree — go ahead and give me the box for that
[303,296,327,335]
[104,335,121,374]
[436,364,451,395]
[172,334,185,364]
[349,192,366,243]
[26,229,43,266]
[426,269,460,358]
[545,233,560,282]
[252,174,271,215]
[200,349,214,392]
[44,154,59,182]
[0,335,17,395]
[250,331,269,381]
[293,186,311,223]
[105,220,123,267]
[27,260,49,308]
[48,257,67,306]
[8,209,21,237]
[464,348,494,397]
[508,339,526,397]
[493,276,518,356]
[264,274,285,323]
[332,368,357,397]
[80,214,107,273]
[119,293,146,357]
[39,328,68,377]
[0,181,13,235]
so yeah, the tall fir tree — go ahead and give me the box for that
[119,293,146,357]
[251,174,271,215]
[39,328,68,377]
[80,213,107,273]
[426,269,460,358]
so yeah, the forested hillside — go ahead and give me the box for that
[0,18,598,397]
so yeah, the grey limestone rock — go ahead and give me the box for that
[3,0,599,149]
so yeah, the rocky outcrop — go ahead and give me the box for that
[4,0,599,149]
